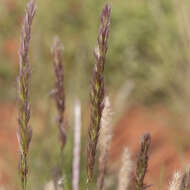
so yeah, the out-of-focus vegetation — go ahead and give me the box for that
[1,0,190,189]
[1,0,190,106]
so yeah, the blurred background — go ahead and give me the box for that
[1,0,190,189]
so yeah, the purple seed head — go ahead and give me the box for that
[86,4,111,183]
[17,1,36,190]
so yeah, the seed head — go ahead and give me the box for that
[86,4,111,183]
[17,1,36,190]
[51,36,66,150]
[135,133,151,190]
[118,148,133,190]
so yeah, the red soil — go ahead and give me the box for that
[0,103,190,190]
[110,105,190,190]
[3,39,19,65]
[0,104,18,189]
[2,0,17,11]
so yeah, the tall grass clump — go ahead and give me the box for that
[17,0,36,190]
[14,1,190,190]
[86,4,111,184]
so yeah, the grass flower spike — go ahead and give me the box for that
[51,37,66,150]
[179,168,190,190]
[118,148,133,190]
[51,37,66,189]
[135,133,151,190]
[86,4,111,183]
[97,96,113,190]
[169,172,182,190]
[17,0,36,190]
[98,97,113,154]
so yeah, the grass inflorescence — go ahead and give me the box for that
[51,36,66,151]
[86,4,111,184]
[17,0,36,190]
[135,133,151,190]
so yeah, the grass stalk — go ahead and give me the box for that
[72,100,81,190]
[51,37,66,189]
[97,97,113,190]
[118,148,133,190]
[135,133,151,190]
[86,4,111,185]
[17,1,36,190]
[51,36,66,151]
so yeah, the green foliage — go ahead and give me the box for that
[0,0,188,106]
